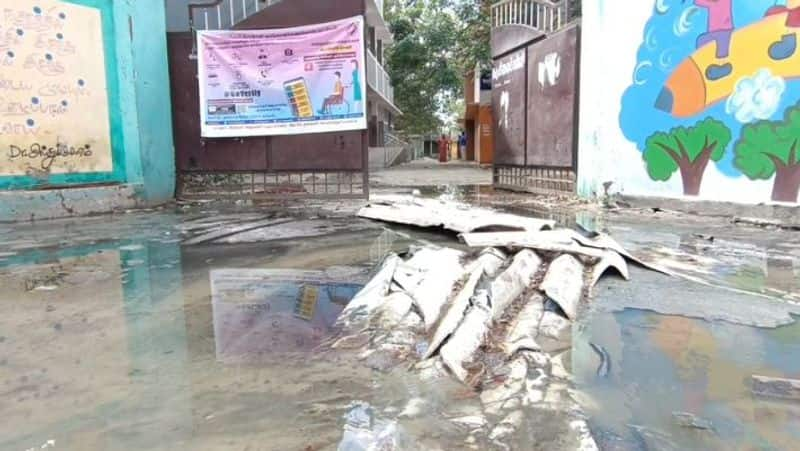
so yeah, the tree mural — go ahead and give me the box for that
[643,118,732,196]
[735,103,800,202]
[618,0,800,204]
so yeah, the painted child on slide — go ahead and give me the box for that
[694,0,735,80]
[694,0,800,79]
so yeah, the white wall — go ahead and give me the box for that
[578,0,800,205]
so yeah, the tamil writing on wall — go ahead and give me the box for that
[0,0,112,177]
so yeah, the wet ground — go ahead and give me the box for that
[2,164,799,450]
[370,159,492,190]
[573,264,800,450]
[0,206,467,450]
[569,214,800,451]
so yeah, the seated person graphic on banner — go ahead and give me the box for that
[319,71,345,115]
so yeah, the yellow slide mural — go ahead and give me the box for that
[659,8,800,117]
[620,0,800,203]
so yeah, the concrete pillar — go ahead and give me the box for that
[114,0,176,204]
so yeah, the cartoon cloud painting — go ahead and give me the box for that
[619,0,800,201]
[657,3,800,117]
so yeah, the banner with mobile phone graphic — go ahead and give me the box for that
[197,16,367,138]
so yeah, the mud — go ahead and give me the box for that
[1,169,799,450]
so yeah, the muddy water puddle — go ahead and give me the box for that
[3,204,800,450]
[0,211,477,450]
[574,307,800,450]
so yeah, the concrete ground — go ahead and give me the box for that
[370,158,492,189]
[1,162,798,450]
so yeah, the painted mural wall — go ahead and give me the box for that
[579,0,800,204]
[0,0,112,178]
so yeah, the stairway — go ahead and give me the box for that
[369,131,412,169]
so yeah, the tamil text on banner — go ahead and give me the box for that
[197,16,368,138]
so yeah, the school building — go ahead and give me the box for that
[0,0,400,221]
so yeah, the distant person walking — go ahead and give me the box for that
[438,134,449,163]
[458,131,467,160]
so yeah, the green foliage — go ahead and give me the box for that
[451,0,493,74]
[385,0,460,134]
[735,122,782,180]
[643,118,731,180]
[695,118,731,161]
[384,0,493,134]
[735,103,800,180]
[643,132,680,181]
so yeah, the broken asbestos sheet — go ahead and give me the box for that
[358,195,556,233]
[327,241,631,450]
[324,196,653,449]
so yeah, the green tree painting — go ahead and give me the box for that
[735,104,800,203]
[643,118,732,196]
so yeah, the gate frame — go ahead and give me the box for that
[170,0,371,201]
[490,1,582,196]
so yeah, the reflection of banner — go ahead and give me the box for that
[209,269,362,362]
[197,16,368,138]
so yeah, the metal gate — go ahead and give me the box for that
[490,0,581,195]
[168,0,369,200]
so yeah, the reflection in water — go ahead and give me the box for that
[726,253,800,302]
[5,207,799,449]
[609,225,800,303]
[0,234,193,451]
[0,218,431,450]
[575,309,800,450]
[210,269,361,362]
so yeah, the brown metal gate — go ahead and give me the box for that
[168,0,369,200]
[490,0,581,195]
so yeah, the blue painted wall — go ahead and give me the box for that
[0,0,175,219]
[120,0,176,204]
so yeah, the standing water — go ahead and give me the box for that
[0,208,519,450]
[574,283,800,450]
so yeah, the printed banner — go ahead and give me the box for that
[0,0,113,177]
[197,16,368,138]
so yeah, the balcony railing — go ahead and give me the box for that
[491,0,580,33]
[189,0,282,31]
[189,0,388,31]
[367,50,394,106]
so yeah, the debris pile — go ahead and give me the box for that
[751,375,800,401]
[324,196,649,449]
[357,195,556,233]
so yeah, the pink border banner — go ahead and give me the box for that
[197,16,367,138]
